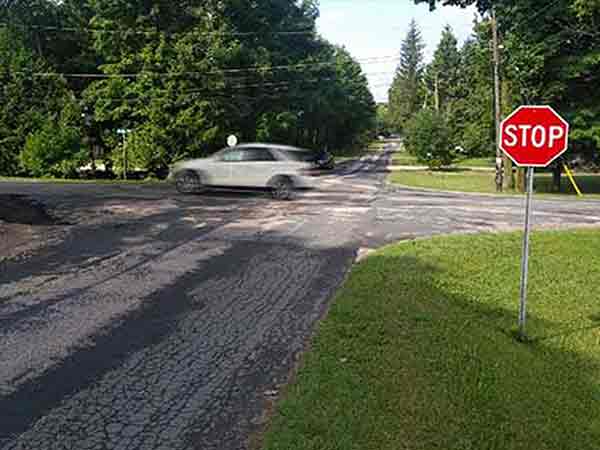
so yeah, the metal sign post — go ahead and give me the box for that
[518,167,534,339]
[117,129,130,180]
[500,106,570,341]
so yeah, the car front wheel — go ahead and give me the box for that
[175,170,203,194]
[271,177,295,201]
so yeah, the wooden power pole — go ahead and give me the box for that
[491,7,504,192]
[434,73,440,112]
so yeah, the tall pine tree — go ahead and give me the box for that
[388,19,425,132]
[426,25,460,112]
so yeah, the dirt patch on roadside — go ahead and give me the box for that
[0,195,57,225]
[0,195,66,262]
[0,223,35,256]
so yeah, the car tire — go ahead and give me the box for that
[270,176,295,201]
[175,170,203,194]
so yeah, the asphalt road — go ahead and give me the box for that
[1,153,599,450]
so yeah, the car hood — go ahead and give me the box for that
[172,158,212,170]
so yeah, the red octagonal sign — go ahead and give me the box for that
[500,106,570,167]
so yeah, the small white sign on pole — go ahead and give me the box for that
[227,135,238,147]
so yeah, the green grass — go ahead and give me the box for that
[456,157,496,168]
[389,170,600,197]
[535,174,600,196]
[389,170,498,193]
[391,155,495,169]
[368,141,388,151]
[263,230,600,450]
[0,176,164,185]
[391,153,421,166]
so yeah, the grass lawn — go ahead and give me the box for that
[262,230,600,450]
[391,153,421,166]
[391,155,495,169]
[389,170,498,193]
[456,157,496,168]
[0,176,164,185]
[389,170,600,197]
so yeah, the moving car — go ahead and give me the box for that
[168,143,321,200]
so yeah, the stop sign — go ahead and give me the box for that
[500,106,570,167]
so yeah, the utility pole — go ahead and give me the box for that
[123,138,128,180]
[117,128,128,180]
[491,7,504,192]
[434,73,440,112]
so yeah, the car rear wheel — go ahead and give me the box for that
[271,177,295,201]
[175,170,203,194]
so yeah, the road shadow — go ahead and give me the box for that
[0,195,59,225]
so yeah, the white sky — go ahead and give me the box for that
[317,0,478,103]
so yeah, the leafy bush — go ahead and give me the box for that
[20,120,85,178]
[405,109,455,169]
[111,124,167,177]
[461,121,494,157]
[0,27,74,176]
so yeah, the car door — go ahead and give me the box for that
[211,148,244,186]
[230,147,278,187]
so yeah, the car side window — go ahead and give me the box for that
[242,148,276,162]
[220,149,245,162]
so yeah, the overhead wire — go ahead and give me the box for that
[0,22,317,37]
[14,55,400,79]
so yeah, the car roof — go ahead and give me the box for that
[235,143,314,152]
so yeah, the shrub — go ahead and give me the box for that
[405,109,455,169]
[111,124,167,177]
[20,120,85,178]
[461,121,494,157]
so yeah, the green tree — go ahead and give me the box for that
[0,26,76,176]
[414,0,492,12]
[20,110,85,178]
[84,0,374,170]
[388,19,426,132]
[112,124,167,177]
[450,21,495,156]
[405,109,455,168]
[425,25,461,112]
[2,0,377,177]
[376,104,394,136]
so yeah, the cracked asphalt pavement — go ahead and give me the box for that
[1,151,600,450]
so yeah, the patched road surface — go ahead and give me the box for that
[1,153,599,450]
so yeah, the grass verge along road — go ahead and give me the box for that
[391,154,495,169]
[263,230,600,450]
[389,170,600,197]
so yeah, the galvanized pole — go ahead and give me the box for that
[519,166,535,339]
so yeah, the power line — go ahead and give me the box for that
[0,22,317,37]
[80,77,335,100]
[89,79,334,104]
[0,21,450,37]
[15,55,400,79]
